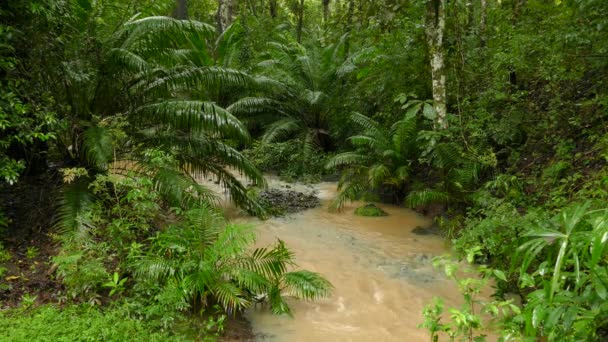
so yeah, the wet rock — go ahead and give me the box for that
[414,253,430,264]
[354,203,388,217]
[412,224,441,236]
[259,188,320,216]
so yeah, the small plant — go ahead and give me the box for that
[20,294,37,309]
[26,246,39,259]
[420,249,520,341]
[202,305,227,341]
[0,243,10,262]
[103,272,128,296]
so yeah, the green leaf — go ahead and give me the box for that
[493,269,507,282]
[423,103,436,120]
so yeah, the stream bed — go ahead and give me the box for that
[228,181,465,341]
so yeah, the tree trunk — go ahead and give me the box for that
[227,0,235,26]
[175,0,188,19]
[343,0,354,59]
[269,0,277,18]
[296,0,305,43]
[216,0,234,34]
[322,0,330,23]
[479,0,487,47]
[216,0,225,33]
[425,0,448,130]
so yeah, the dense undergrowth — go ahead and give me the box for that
[1,0,608,340]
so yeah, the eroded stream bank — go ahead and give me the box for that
[227,181,465,341]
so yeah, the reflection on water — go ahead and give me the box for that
[229,181,465,342]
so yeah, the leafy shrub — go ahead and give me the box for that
[455,199,548,269]
[512,203,608,340]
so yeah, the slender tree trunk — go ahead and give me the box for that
[216,0,225,33]
[479,0,487,47]
[269,0,277,18]
[227,0,235,26]
[175,0,188,19]
[296,0,305,43]
[322,0,331,23]
[216,0,234,34]
[343,0,354,59]
[425,0,448,129]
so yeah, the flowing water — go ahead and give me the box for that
[228,180,466,342]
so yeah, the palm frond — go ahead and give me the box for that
[331,181,367,211]
[431,142,463,169]
[405,189,451,208]
[349,112,388,144]
[262,118,301,143]
[54,181,95,235]
[281,271,333,300]
[368,164,391,188]
[226,97,279,117]
[212,281,249,314]
[153,167,219,208]
[134,100,250,141]
[106,48,150,72]
[143,66,250,95]
[121,16,215,51]
[82,126,113,170]
[326,152,372,170]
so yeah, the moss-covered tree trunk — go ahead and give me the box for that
[297,0,305,43]
[216,0,233,34]
[175,0,188,19]
[425,0,448,129]
[269,0,277,18]
[322,0,330,23]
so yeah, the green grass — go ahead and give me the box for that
[0,305,188,342]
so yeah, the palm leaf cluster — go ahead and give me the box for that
[228,39,353,152]
[52,5,268,231]
[326,112,419,210]
[514,204,608,339]
[404,141,489,208]
[134,205,332,315]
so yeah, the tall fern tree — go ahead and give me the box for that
[326,112,420,210]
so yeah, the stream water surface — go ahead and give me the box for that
[227,180,465,342]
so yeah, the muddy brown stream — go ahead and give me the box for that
[225,180,465,342]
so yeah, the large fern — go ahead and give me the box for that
[133,206,332,316]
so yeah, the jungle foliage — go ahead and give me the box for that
[1,0,607,340]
